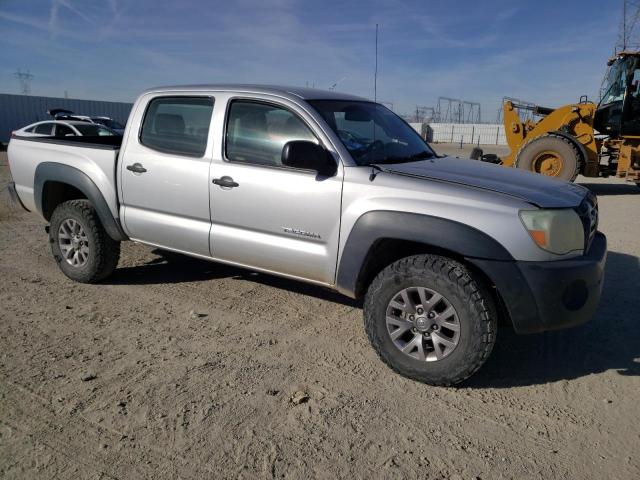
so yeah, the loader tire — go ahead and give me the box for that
[515,134,581,181]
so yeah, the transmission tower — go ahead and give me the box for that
[14,69,34,95]
[599,1,640,100]
[617,0,640,51]
[413,105,436,123]
[496,97,539,123]
[435,97,481,123]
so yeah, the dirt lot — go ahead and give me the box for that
[1,146,639,479]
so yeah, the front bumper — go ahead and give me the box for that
[471,232,607,334]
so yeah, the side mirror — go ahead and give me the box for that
[281,141,337,177]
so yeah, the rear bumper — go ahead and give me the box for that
[471,232,607,334]
[6,181,30,212]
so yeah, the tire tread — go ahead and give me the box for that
[515,133,581,181]
[50,199,120,283]
[364,254,496,386]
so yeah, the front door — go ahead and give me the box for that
[119,95,215,256]
[209,98,343,284]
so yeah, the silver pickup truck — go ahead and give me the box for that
[7,85,606,385]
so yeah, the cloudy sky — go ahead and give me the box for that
[0,0,622,121]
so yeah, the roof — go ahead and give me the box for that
[608,50,640,65]
[141,84,371,102]
[36,120,101,126]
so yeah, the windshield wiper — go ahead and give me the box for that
[368,151,435,165]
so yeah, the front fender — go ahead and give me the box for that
[335,210,513,298]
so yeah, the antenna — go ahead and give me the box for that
[624,0,627,50]
[374,23,378,102]
[14,69,34,95]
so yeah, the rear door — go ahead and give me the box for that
[208,96,343,285]
[119,94,215,256]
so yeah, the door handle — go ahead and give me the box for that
[126,163,147,174]
[212,176,239,188]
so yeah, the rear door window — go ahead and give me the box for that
[34,123,53,135]
[74,124,115,136]
[54,124,75,137]
[140,96,214,157]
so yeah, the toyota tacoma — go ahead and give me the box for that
[7,85,607,385]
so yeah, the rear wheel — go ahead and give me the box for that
[515,134,581,181]
[49,200,120,283]
[363,254,497,386]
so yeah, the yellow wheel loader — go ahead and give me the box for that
[472,51,640,186]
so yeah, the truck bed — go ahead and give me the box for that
[8,135,122,218]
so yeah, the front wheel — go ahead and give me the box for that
[49,200,120,283]
[363,255,496,386]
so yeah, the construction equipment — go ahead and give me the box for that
[472,51,640,186]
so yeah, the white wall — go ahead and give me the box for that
[410,123,507,146]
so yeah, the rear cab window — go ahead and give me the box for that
[140,96,214,157]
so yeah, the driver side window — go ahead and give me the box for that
[225,100,317,167]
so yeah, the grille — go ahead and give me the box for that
[575,193,598,252]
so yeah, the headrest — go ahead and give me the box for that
[238,112,266,131]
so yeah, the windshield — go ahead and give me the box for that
[74,124,116,136]
[600,57,633,106]
[308,100,435,166]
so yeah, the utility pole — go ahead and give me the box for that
[14,69,34,95]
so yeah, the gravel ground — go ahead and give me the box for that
[1,146,639,479]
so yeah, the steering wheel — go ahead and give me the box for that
[361,139,384,156]
[337,129,355,142]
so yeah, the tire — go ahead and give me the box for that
[363,254,496,386]
[515,134,581,181]
[49,200,120,283]
[470,147,483,160]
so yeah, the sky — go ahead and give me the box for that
[0,0,622,122]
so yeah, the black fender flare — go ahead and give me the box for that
[335,210,513,298]
[34,162,128,241]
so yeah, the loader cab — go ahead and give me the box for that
[595,52,640,137]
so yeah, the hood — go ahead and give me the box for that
[379,156,588,208]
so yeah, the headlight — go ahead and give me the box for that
[519,209,584,255]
